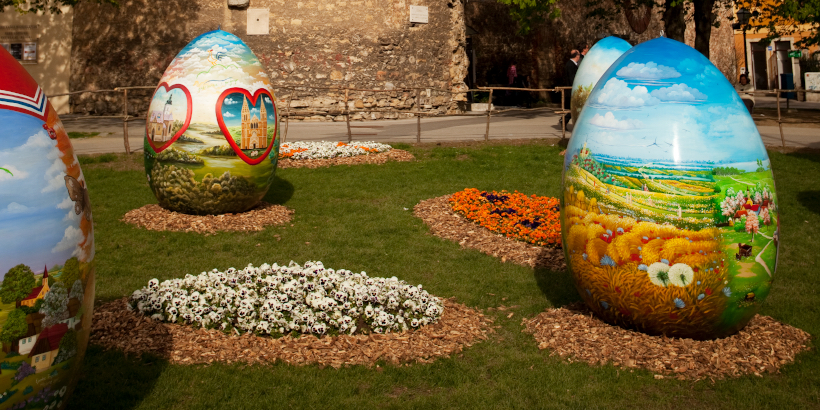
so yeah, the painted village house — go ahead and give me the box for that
[20,266,50,308]
[148,95,175,142]
[16,313,44,356]
[28,323,68,373]
[240,96,267,150]
[13,298,80,356]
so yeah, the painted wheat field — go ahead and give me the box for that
[562,144,778,339]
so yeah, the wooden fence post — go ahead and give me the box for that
[416,88,421,143]
[121,88,131,155]
[484,89,493,141]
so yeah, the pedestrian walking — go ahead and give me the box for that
[560,50,581,126]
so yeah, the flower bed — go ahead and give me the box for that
[128,261,443,337]
[449,188,561,247]
[279,141,392,160]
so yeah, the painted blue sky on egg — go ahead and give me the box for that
[0,111,79,278]
[573,36,632,90]
[569,37,766,164]
[221,94,276,128]
[160,30,272,123]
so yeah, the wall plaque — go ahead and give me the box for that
[409,5,428,24]
[247,8,270,35]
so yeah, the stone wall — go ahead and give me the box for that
[70,0,468,119]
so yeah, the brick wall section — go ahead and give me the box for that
[70,0,468,119]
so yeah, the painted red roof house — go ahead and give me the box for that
[28,323,68,373]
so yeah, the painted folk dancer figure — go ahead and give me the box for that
[559,49,581,126]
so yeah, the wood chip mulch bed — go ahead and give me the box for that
[278,149,414,169]
[414,195,565,271]
[523,303,812,381]
[90,298,494,368]
[121,202,293,234]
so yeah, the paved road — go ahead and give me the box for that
[64,103,819,155]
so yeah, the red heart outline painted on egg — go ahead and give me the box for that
[215,87,278,165]
[145,82,193,153]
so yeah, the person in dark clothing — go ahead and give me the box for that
[577,43,590,61]
[560,49,581,125]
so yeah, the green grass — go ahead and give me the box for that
[78,153,118,165]
[66,143,820,409]
[67,132,100,139]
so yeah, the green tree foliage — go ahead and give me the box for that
[712,166,744,175]
[0,309,28,344]
[745,0,820,48]
[0,0,118,14]
[496,0,561,34]
[60,257,80,286]
[20,299,43,315]
[0,264,36,306]
[53,329,77,365]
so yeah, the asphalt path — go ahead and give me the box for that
[64,104,819,155]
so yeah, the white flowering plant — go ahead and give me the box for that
[279,141,392,160]
[127,261,444,338]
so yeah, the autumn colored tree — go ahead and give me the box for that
[0,264,36,308]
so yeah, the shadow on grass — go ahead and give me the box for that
[533,264,580,308]
[797,190,820,215]
[67,346,169,410]
[264,175,295,205]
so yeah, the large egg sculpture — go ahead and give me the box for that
[145,30,280,215]
[570,36,632,123]
[561,37,779,339]
[0,47,95,408]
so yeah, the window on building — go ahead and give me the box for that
[35,356,39,363]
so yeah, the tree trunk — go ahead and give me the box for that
[662,0,685,42]
[692,0,716,58]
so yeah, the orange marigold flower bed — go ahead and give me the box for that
[449,188,562,247]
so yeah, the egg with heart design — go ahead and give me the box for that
[561,37,779,340]
[0,47,95,409]
[144,30,280,215]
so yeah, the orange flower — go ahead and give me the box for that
[449,188,561,247]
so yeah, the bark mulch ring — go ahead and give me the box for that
[278,149,414,169]
[90,298,494,368]
[414,195,565,271]
[121,202,293,235]
[523,303,812,381]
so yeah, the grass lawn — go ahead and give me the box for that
[67,132,100,139]
[66,142,820,409]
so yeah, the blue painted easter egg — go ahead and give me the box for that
[561,37,778,339]
[570,36,632,122]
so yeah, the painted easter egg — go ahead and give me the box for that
[570,36,632,123]
[144,30,280,215]
[561,37,779,340]
[0,47,95,408]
